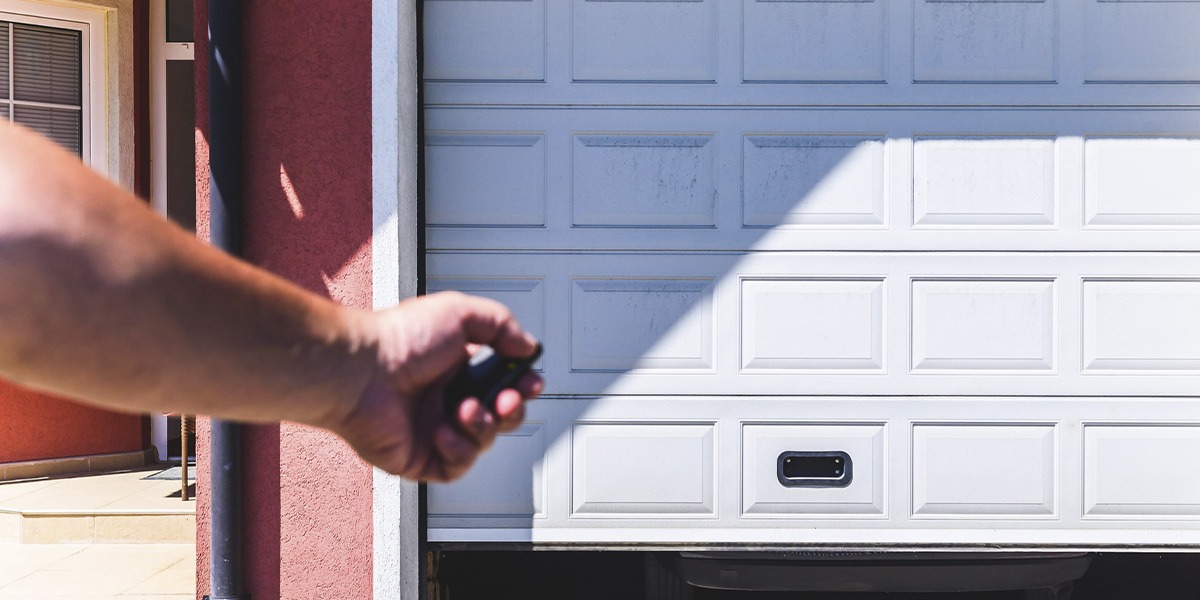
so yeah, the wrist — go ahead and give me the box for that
[305,305,383,433]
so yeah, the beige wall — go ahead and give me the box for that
[75,0,134,190]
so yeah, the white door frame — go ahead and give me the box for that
[149,0,194,461]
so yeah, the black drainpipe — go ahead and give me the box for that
[206,0,245,599]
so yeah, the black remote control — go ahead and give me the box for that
[443,343,543,416]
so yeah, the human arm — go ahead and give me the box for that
[0,121,540,481]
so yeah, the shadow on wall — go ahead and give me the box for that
[192,0,374,598]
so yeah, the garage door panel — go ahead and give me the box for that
[911,279,1057,373]
[425,108,1200,250]
[1083,279,1200,373]
[743,135,887,227]
[422,0,1200,545]
[1085,0,1200,83]
[571,0,718,83]
[423,0,546,82]
[913,0,1057,83]
[428,422,548,518]
[742,423,888,517]
[571,422,717,517]
[741,278,887,372]
[1084,136,1200,227]
[427,277,547,371]
[426,0,1200,107]
[742,0,888,83]
[572,134,717,227]
[427,397,1200,542]
[425,133,546,226]
[427,251,1199,396]
[1084,425,1200,518]
[570,277,715,372]
[913,136,1057,227]
[912,424,1057,518]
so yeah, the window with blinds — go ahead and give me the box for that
[0,19,83,157]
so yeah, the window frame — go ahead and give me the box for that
[149,0,192,217]
[0,0,107,175]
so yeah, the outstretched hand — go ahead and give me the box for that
[331,291,543,482]
[0,121,541,483]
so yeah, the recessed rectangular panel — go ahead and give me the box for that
[572,423,715,515]
[912,280,1056,372]
[743,136,885,227]
[913,425,1056,517]
[914,0,1056,83]
[426,133,545,226]
[1083,280,1200,372]
[1085,1,1200,83]
[424,0,546,81]
[1085,425,1200,517]
[572,0,717,82]
[571,278,713,371]
[742,0,887,83]
[914,137,1056,227]
[426,278,545,370]
[573,135,717,227]
[742,424,886,516]
[1085,137,1200,226]
[741,279,885,371]
[428,423,546,517]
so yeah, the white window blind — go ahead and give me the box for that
[0,22,8,105]
[1,19,83,156]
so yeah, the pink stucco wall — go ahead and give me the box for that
[194,1,375,598]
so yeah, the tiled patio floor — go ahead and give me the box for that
[0,468,196,598]
[0,468,194,544]
[0,542,194,599]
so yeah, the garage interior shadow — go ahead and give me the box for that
[434,551,1200,600]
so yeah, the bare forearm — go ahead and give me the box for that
[0,121,543,481]
[0,121,373,428]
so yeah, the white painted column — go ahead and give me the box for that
[372,0,421,598]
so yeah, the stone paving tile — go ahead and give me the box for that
[118,596,193,599]
[0,542,194,599]
[0,543,86,588]
[0,470,180,514]
[119,567,196,596]
[43,545,191,573]
[0,479,57,505]
[0,568,163,597]
[0,596,114,600]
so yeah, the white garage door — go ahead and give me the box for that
[422,0,1200,547]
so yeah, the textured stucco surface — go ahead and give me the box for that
[0,379,142,463]
[0,0,141,466]
[85,0,136,189]
[194,1,375,598]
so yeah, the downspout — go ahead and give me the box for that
[206,0,245,599]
